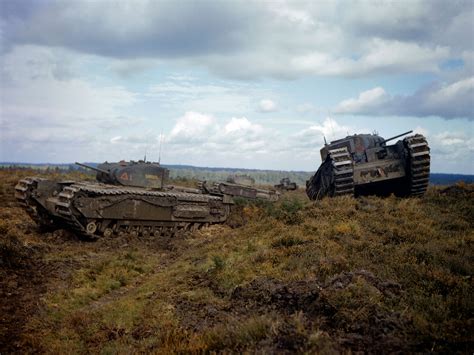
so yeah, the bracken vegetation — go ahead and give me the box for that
[0,169,473,353]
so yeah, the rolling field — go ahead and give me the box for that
[0,169,473,353]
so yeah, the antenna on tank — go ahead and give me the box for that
[327,109,334,138]
[324,136,328,145]
[158,130,164,164]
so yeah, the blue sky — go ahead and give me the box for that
[0,0,473,173]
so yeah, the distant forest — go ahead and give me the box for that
[1,162,473,186]
[166,165,474,186]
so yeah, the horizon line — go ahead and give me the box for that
[0,161,473,176]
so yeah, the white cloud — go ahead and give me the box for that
[224,117,261,134]
[1,45,137,122]
[257,99,278,113]
[334,77,474,120]
[335,87,388,114]
[1,1,473,174]
[110,136,122,143]
[424,77,474,105]
[0,45,139,162]
[291,40,449,77]
[428,130,474,173]
[161,112,274,166]
[292,117,352,149]
[2,1,469,80]
[168,111,216,144]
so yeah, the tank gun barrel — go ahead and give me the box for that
[380,130,413,145]
[75,162,110,175]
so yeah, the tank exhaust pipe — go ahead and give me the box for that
[379,130,413,145]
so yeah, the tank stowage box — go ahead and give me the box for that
[306,131,430,200]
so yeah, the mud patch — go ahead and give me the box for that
[232,278,332,317]
[176,269,412,352]
[0,235,52,352]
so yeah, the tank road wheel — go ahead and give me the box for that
[86,221,98,235]
[404,134,430,197]
[306,147,354,200]
[129,228,139,238]
[103,228,113,238]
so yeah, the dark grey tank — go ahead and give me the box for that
[306,131,430,200]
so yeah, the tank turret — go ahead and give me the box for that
[76,160,169,189]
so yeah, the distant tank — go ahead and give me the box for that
[274,178,298,191]
[226,174,255,186]
[306,131,430,200]
[15,160,232,239]
[199,174,280,202]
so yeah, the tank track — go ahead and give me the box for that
[329,147,355,197]
[404,134,430,196]
[14,177,46,225]
[54,183,226,239]
[306,147,354,200]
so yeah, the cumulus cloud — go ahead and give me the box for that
[334,77,474,120]
[1,0,254,58]
[335,87,388,114]
[425,129,474,173]
[1,45,136,121]
[1,1,473,173]
[291,40,449,77]
[159,111,273,166]
[224,117,261,134]
[107,114,474,173]
[1,0,470,79]
[344,0,473,50]
[257,99,278,113]
[0,45,139,162]
[292,117,352,150]
[168,111,216,144]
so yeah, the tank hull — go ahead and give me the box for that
[15,179,231,239]
[199,181,280,202]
